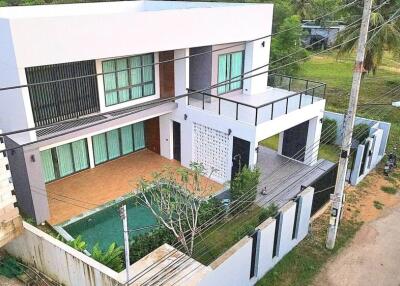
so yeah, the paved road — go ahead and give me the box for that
[316,205,400,286]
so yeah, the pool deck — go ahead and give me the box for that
[46,149,223,225]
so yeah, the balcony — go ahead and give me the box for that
[187,74,326,126]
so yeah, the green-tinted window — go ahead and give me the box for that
[121,126,134,155]
[93,134,108,165]
[40,149,56,183]
[217,51,244,95]
[56,144,74,177]
[106,129,121,160]
[72,140,89,171]
[40,139,90,183]
[133,122,145,150]
[102,54,155,106]
[91,121,147,165]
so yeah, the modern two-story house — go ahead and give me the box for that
[0,1,326,224]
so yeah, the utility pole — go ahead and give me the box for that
[326,0,373,249]
[119,205,131,284]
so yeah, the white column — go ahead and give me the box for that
[174,48,190,105]
[243,38,271,96]
[277,131,284,155]
[304,116,323,166]
[87,136,95,168]
[159,115,173,160]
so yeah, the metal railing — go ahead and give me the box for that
[187,74,326,126]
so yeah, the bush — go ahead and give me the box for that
[91,243,124,272]
[65,236,124,272]
[321,118,337,145]
[258,204,279,224]
[234,223,256,241]
[198,197,224,225]
[353,123,370,144]
[230,166,261,214]
[129,227,175,263]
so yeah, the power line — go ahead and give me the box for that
[1,13,396,156]
[127,84,400,284]
[0,0,359,93]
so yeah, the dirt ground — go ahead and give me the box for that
[314,169,400,286]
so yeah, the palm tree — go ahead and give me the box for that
[293,0,312,19]
[336,0,400,74]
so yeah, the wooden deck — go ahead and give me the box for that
[46,149,222,225]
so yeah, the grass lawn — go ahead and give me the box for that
[296,52,400,155]
[318,144,340,162]
[193,206,263,265]
[259,134,340,163]
[256,213,361,286]
[260,134,279,150]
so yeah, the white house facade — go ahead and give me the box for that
[0,1,326,224]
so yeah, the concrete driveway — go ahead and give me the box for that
[315,204,400,286]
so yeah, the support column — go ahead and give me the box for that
[174,49,189,106]
[304,116,323,166]
[87,136,95,168]
[243,38,271,96]
[159,114,173,160]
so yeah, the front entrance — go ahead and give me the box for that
[282,121,309,162]
[173,121,181,162]
[231,136,250,180]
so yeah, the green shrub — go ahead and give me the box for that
[381,186,397,195]
[91,243,124,272]
[321,118,337,144]
[234,223,256,240]
[353,123,370,144]
[66,235,87,252]
[258,204,279,224]
[198,197,224,225]
[64,236,123,272]
[230,166,261,213]
[129,227,175,263]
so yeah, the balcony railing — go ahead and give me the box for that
[187,74,326,126]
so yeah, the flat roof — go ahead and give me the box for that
[0,0,255,19]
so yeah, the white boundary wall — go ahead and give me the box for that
[5,222,122,286]
[197,187,314,286]
[0,131,23,247]
[5,187,314,286]
[324,111,391,185]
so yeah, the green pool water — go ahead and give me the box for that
[63,196,157,250]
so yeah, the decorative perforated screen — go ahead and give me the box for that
[192,123,229,182]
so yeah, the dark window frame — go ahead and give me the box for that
[217,51,245,95]
[102,54,156,107]
[26,61,100,127]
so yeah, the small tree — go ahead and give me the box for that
[230,166,261,213]
[135,162,215,256]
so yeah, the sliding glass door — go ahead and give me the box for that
[92,121,146,166]
[40,139,89,183]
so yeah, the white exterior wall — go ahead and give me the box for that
[5,222,121,286]
[255,218,276,277]
[0,132,23,247]
[197,238,253,286]
[324,111,391,185]
[0,1,273,145]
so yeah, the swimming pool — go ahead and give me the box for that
[62,195,157,250]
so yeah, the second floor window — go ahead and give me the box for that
[217,51,244,95]
[102,54,155,106]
